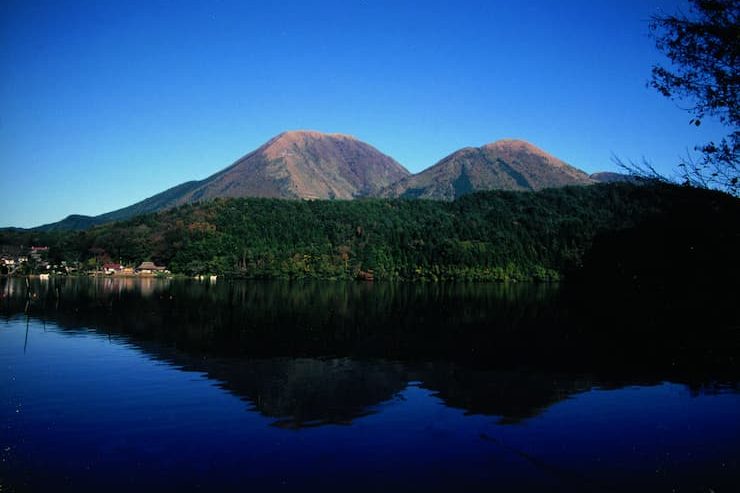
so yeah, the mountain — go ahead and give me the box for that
[35,181,204,231]
[381,139,594,200]
[28,134,601,232]
[34,131,410,231]
[590,171,640,184]
[178,130,410,201]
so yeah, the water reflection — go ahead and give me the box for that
[206,358,408,428]
[1,277,738,428]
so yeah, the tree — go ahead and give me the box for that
[650,0,739,194]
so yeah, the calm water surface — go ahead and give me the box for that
[1,277,738,492]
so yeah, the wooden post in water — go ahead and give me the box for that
[24,308,30,354]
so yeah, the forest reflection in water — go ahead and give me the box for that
[1,276,737,429]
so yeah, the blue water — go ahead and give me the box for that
[1,278,739,492]
[2,318,739,492]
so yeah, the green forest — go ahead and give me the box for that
[2,182,738,282]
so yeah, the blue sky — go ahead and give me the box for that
[0,0,726,227]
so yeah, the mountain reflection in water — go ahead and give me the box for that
[1,277,737,428]
[2,277,740,493]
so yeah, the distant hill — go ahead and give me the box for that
[381,139,594,200]
[34,131,409,231]
[35,214,105,232]
[589,171,640,184]
[35,181,204,231]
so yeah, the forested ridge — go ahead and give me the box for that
[2,183,738,281]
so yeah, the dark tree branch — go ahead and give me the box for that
[648,0,739,195]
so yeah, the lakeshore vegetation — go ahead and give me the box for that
[1,183,738,282]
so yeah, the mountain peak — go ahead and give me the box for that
[272,130,358,143]
[381,138,593,200]
[156,130,408,203]
[482,139,552,160]
[262,130,359,160]
[484,138,533,147]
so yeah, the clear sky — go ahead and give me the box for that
[0,0,726,228]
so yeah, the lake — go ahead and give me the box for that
[1,277,739,492]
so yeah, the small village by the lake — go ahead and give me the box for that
[1,246,170,278]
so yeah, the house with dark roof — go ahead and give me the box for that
[136,261,166,275]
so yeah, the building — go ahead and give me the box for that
[102,263,123,275]
[137,261,166,275]
[29,247,50,268]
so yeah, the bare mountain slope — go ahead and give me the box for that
[184,130,410,201]
[35,131,409,230]
[382,139,594,200]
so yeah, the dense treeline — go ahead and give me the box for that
[1,183,738,281]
